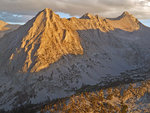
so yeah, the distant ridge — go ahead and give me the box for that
[106,11,140,31]
[0,20,19,38]
[0,20,9,31]
[107,11,131,20]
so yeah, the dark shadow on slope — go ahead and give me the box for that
[1,20,150,113]
[2,68,150,113]
[6,25,150,113]
[0,15,42,73]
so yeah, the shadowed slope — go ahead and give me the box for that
[1,8,145,72]
[0,9,145,73]
[0,9,144,73]
[0,8,84,73]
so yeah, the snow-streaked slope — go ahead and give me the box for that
[0,8,150,111]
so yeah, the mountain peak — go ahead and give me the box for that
[106,11,140,31]
[120,11,137,20]
[122,11,130,16]
[80,13,94,19]
[37,8,57,20]
[42,8,54,15]
[1,9,142,73]
[44,8,53,11]
[6,8,83,72]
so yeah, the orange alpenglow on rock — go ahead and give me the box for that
[106,11,140,31]
[0,20,9,31]
[0,20,19,38]
[0,8,141,73]
[9,8,84,72]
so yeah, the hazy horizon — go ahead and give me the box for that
[4,11,150,27]
[0,0,150,26]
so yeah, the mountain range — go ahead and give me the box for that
[0,8,150,111]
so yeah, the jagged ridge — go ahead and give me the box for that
[1,8,119,73]
[106,11,140,31]
[0,9,141,73]
[0,9,143,73]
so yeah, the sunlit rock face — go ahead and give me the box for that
[106,11,140,31]
[0,9,141,73]
[0,20,19,38]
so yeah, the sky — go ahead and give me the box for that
[0,0,149,26]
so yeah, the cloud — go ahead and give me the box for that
[0,11,33,23]
[0,0,150,23]
[140,19,150,27]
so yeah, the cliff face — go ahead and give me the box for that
[0,8,150,111]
